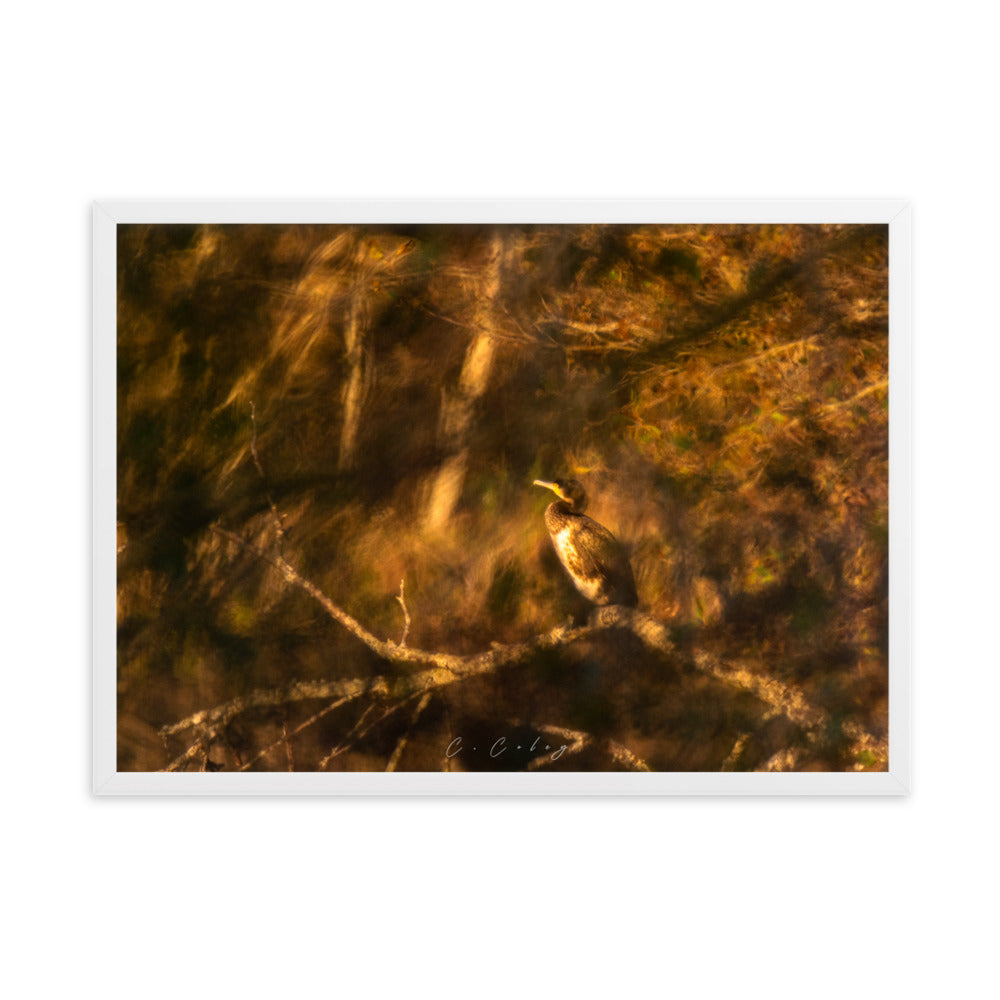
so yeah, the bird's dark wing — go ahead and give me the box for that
[566,517,637,605]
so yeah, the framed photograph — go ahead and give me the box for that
[95,200,910,794]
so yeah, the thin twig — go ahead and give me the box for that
[561,318,621,335]
[524,723,651,772]
[819,378,889,413]
[712,334,822,374]
[320,703,380,768]
[282,720,294,771]
[419,305,542,347]
[386,693,431,772]
[775,377,890,435]
[395,578,411,647]
[249,401,286,551]
[238,695,355,772]
[320,695,422,769]
[164,738,208,773]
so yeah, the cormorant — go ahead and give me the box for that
[533,478,638,607]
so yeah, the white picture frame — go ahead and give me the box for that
[94,199,911,795]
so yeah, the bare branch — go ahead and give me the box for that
[694,652,826,731]
[208,525,662,675]
[161,675,387,740]
[167,524,883,770]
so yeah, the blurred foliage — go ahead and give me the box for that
[117,222,889,772]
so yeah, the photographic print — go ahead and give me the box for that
[95,202,909,793]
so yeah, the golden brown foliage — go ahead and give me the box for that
[117,222,888,772]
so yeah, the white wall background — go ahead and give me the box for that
[3,2,996,996]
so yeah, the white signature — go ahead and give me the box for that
[446,735,568,761]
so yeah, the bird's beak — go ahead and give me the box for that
[533,479,565,501]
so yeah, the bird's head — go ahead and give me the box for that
[533,478,588,514]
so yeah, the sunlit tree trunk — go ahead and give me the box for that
[423,230,507,532]
[337,291,370,472]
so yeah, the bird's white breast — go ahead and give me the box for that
[553,526,603,602]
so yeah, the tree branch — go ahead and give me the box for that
[208,524,670,674]
[159,522,882,771]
